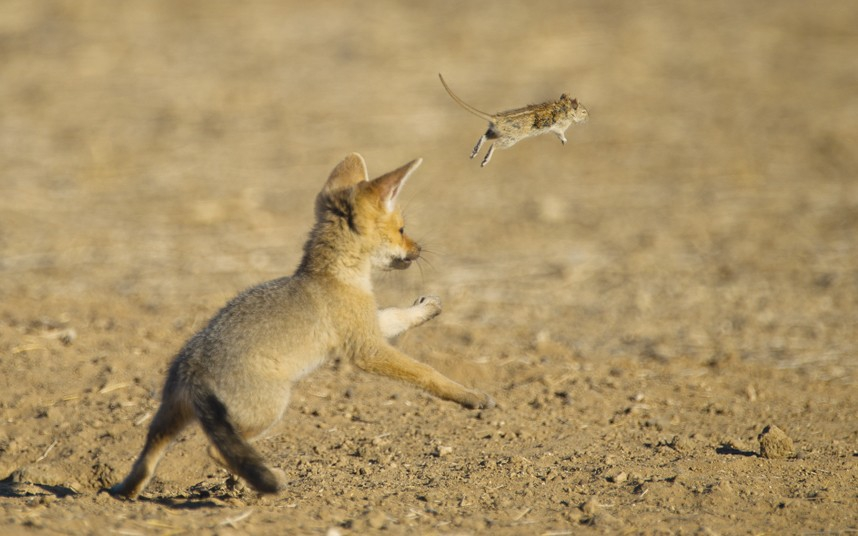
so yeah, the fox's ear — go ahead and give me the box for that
[324,153,369,194]
[367,158,422,213]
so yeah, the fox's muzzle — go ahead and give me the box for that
[390,245,421,270]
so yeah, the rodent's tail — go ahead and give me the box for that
[438,73,494,122]
[194,391,280,494]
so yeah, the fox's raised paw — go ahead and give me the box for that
[414,295,442,321]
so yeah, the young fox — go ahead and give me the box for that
[110,154,494,499]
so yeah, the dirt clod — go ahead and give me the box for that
[758,425,795,459]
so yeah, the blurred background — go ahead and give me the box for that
[1,3,856,532]
[1,0,856,371]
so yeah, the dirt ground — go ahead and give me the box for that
[1,1,857,534]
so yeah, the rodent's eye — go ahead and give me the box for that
[398,227,405,235]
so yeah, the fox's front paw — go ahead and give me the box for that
[460,390,496,410]
[414,295,442,321]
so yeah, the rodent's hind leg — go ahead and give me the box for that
[480,143,496,167]
[470,133,487,159]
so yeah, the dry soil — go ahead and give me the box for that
[1,1,856,534]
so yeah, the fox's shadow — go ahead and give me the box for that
[0,475,78,499]
[99,478,252,510]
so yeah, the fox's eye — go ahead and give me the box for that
[398,227,405,235]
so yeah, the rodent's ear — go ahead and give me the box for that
[365,158,422,213]
[323,153,369,194]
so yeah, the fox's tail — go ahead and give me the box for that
[193,392,281,494]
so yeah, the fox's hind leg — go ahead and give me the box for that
[109,396,194,499]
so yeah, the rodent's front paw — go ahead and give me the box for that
[414,295,442,319]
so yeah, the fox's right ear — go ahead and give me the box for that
[367,158,422,213]
[323,153,369,194]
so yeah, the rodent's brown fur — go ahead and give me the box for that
[439,73,589,166]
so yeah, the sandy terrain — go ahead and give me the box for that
[1,1,856,534]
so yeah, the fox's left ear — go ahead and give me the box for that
[368,158,422,213]
[324,153,369,194]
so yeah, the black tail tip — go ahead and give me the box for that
[244,465,282,495]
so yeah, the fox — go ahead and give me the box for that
[109,153,495,499]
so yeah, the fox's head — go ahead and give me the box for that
[314,153,422,271]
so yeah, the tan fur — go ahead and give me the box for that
[109,154,494,499]
[439,73,589,167]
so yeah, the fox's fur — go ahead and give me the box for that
[110,154,494,499]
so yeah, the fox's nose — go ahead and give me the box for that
[406,244,421,261]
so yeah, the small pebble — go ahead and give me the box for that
[580,497,600,516]
[434,445,453,457]
[607,470,628,484]
[367,510,387,530]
